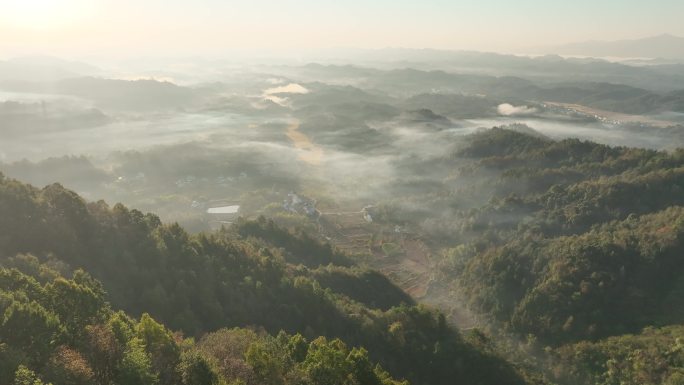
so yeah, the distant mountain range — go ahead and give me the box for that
[545,34,684,60]
[0,55,103,82]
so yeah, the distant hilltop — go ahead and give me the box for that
[544,34,684,60]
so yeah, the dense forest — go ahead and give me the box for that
[381,127,684,383]
[0,173,531,385]
[6,126,684,384]
[0,263,406,385]
[443,129,684,341]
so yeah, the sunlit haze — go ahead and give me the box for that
[5,1,684,384]
[1,0,683,58]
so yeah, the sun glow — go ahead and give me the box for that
[0,0,93,29]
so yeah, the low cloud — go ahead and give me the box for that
[497,103,537,116]
[263,83,310,107]
[264,83,309,95]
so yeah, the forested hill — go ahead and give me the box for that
[0,174,533,385]
[441,128,684,344]
[408,127,684,384]
[0,265,406,385]
[344,126,684,383]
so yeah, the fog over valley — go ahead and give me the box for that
[4,54,684,229]
[3,2,684,385]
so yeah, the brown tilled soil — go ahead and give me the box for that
[318,208,479,328]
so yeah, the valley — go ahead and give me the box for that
[3,38,684,385]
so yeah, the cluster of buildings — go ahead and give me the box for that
[362,205,375,223]
[283,192,319,218]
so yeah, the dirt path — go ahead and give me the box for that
[286,119,324,165]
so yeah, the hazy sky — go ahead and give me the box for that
[0,0,683,58]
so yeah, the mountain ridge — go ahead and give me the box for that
[544,34,684,60]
